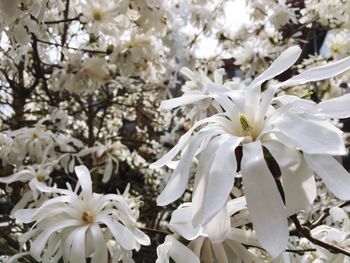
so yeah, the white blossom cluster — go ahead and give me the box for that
[0,0,350,262]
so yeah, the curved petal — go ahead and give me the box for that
[248,46,302,90]
[157,235,200,263]
[169,203,202,240]
[304,154,350,200]
[277,55,350,88]
[241,141,288,258]
[273,112,346,155]
[95,215,137,250]
[194,135,242,226]
[204,206,231,244]
[156,130,219,206]
[75,165,93,200]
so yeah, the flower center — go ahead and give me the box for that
[238,114,261,141]
[92,9,103,21]
[82,211,94,224]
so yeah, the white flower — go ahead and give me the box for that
[13,165,150,263]
[152,46,350,257]
[157,198,261,263]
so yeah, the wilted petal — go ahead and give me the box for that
[273,112,346,155]
[304,154,350,200]
[241,141,288,258]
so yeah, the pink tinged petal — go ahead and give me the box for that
[75,165,93,200]
[204,206,231,244]
[95,215,137,250]
[90,224,108,263]
[273,112,346,155]
[316,93,350,119]
[69,225,89,263]
[304,154,350,200]
[30,219,81,260]
[263,141,316,215]
[241,141,288,258]
[156,131,219,206]
[277,55,350,88]
[194,135,241,227]
[169,203,202,240]
[160,95,210,110]
[163,235,200,263]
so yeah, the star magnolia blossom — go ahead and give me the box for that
[161,198,261,263]
[13,165,150,263]
[151,46,350,257]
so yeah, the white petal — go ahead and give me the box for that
[317,93,350,119]
[248,46,302,90]
[0,170,32,184]
[241,141,288,258]
[96,215,137,250]
[160,95,210,110]
[226,197,247,216]
[69,226,89,263]
[277,55,350,88]
[90,224,108,263]
[151,116,224,168]
[159,235,200,263]
[204,206,231,244]
[75,165,93,200]
[31,219,81,260]
[263,140,316,214]
[194,135,241,226]
[304,154,350,200]
[169,203,202,240]
[212,243,228,263]
[273,112,346,155]
[156,131,219,206]
[227,228,259,247]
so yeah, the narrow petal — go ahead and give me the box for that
[156,131,219,206]
[273,112,346,155]
[304,154,350,200]
[248,46,302,90]
[75,165,93,200]
[212,243,228,263]
[160,95,210,110]
[90,224,108,263]
[195,135,241,226]
[95,215,137,250]
[317,93,350,119]
[69,225,89,263]
[241,141,288,258]
[277,55,350,88]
